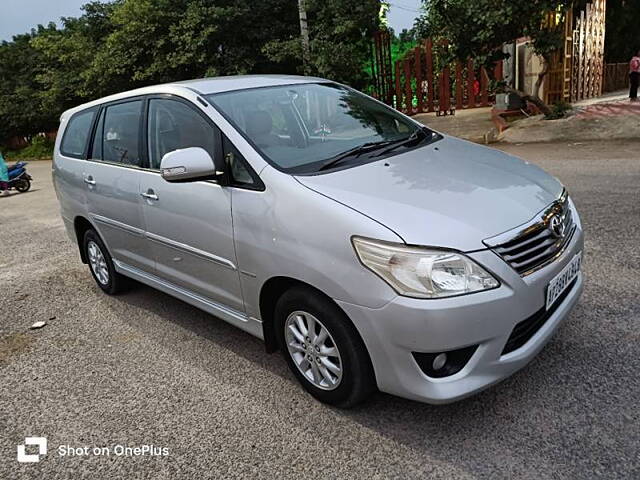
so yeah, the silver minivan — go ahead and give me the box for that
[53,75,584,407]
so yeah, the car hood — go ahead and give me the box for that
[295,136,563,251]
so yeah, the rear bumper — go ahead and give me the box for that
[337,225,584,404]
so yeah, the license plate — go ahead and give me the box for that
[546,252,582,310]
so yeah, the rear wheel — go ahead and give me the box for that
[275,287,376,408]
[14,179,30,192]
[83,229,127,295]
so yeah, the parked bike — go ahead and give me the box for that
[7,161,32,193]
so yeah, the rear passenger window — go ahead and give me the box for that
[100,101,143,166]
[147,99,216,169]
[60,109,96,158]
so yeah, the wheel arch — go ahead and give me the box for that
[259,276,372,364]
[73,216,95,264]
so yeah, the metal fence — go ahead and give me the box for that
[373,38,501,116]
[603,63,630,92]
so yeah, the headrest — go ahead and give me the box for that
[246,110,273,136]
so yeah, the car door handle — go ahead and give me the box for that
[83,176,96,185]
[141,190,159,201]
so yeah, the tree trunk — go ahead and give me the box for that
[297,0,311,75]
[532,55,550,105]
[487,56,553,116]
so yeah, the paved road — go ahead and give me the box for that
[1,142,639,479]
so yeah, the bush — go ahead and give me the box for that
[2,136,55,160]
[545,101,572,120]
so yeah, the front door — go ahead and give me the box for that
[140,97,244,312]
[83,99,152,273]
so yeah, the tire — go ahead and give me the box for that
[275,286,376,408]
[83,229,127,295]
[14,179,30,192]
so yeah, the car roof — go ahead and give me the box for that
[171,74,330,94]
[61,75,331,120]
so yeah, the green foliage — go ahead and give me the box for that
[605,0,640,63]
[0,0,382,143]
[31,2,120,122]
[84,0,300,91]
[420,0,572,73]
[391,28,418,64]
[0,28,55,140]
[2,136,55,160]
[264,0,381,89]
[361,27,417,94]
[545,100,572,120]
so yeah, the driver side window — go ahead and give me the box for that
[147,99,217,170]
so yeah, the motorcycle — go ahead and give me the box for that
[7,161,32,193]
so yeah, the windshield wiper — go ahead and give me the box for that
[371,127,434,158]
[317,140,398,171]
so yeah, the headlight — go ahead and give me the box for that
[352,237,499,299]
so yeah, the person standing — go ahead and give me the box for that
[0,151,9,196]
[630,51,640,101]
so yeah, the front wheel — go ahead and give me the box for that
[275,287,376,408]
[14,179,30,192]
[83,229,127,295]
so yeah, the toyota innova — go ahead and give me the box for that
[53,75,584,407]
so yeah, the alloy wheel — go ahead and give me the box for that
[285,310,343,390]
[87,240,109,285]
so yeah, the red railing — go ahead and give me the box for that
[387,39,502,116]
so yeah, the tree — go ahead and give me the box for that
[0,0,301,143]
[420,0,572,115]
[84,0,301,96]
[0,2,120,143]
[31,2,120,118]
[264,0,382,89]
[0,27,56,141]
[605,0,640,63]
[297,0,311,73]
[0,0,382,143]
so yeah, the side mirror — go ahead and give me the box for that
[160,147,223,182]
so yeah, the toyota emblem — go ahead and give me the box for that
[549,214,566,238]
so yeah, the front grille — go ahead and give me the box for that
[485,190,575,276]
[501,278,577,355]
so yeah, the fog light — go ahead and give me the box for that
[432,353,447,371]
[412,345,478,378]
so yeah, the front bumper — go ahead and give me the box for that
[337,224,584,404]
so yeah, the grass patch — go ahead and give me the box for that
[1,136,54,161]
[545,101,573,120]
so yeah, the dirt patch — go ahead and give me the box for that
[414,107,495,143]
[501,101,640,144]
[0,332,34,365]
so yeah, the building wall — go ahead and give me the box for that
[515,40,548,100]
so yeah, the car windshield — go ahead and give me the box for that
[207,83,432,173]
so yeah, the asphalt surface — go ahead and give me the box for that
[1,141,639,479]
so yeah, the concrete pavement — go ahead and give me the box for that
[1,143,639,479]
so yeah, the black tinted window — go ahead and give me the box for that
[61,109,95,158]
[102,101,143,166]
[223,136,255,187]
[147,99,216,169]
